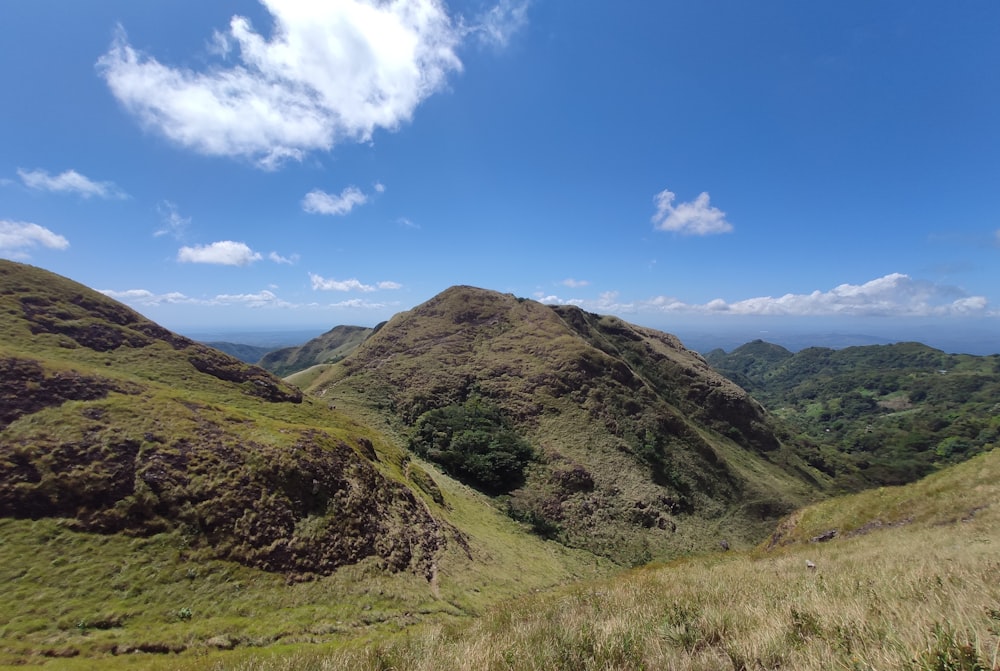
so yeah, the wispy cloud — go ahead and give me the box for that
[212,290,295,308]
[652,189,732,235]
[268,251,299,264]
[397,217,420,229]
[560,278,589,288]
[471,0,530,47]
[17,168,126,199]
[309,272,401,292]
[101,287,290,308]
[100,289,195,305]
[155,200,190,238]
[101,286,396,312]
[326,298,393,309]
[680,273,990,318]
[541,274,992,319]
[177,241,262,266]
[97,1,465,168]
[302,186,369,216]
[0,220,70,258]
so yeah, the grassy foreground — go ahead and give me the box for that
[215,451,1000,671]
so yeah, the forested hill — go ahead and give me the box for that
[706,340,1000,489]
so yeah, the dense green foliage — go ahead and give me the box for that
[706,340,1000,489]
[409,398,534,494]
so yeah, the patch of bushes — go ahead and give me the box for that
[409,398,534,495]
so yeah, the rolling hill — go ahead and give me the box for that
[706,340,1000,489]
[257,324,373,377]
[300,286,829,563]
[0,260,451,579]
[2,261,997,669]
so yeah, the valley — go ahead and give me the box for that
[0,260,997,670]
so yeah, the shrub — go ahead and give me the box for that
[409,398,534,494]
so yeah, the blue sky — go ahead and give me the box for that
[1,1,998,352]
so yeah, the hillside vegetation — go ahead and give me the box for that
[706,340,1000,489]
[257,325,372,377]
[0,261,612,664]
[303,286,828,564]
[214,448,1000,671]
[4,261,996,670]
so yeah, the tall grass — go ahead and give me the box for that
[215,491,1000,671]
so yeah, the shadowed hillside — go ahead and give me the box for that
[304,286,828,563]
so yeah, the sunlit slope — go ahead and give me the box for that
[231,448,1000,671]
[305,285,830,562]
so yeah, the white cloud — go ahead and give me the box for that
[538,274,992,319]
[177,240,262,266]
[268,251,299,264]
[302,186,368,216]
[97,0,464,168]
[560,278,589,288]
[101,287,293,308]
[644,274,991,318]
[374,182,386,193]
[212,289,294,308]
[0,220,70,257]
[17,168,126,199]
[309,272,401,292]
[652,189,732,235]
[100,289,195,306]
[472,0,530,47]
[397,217,419,229]
[155,200,190,238]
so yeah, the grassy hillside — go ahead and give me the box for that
[202,342,277,364]
[3,262,996,670]
[303,286,828,564]
[257,325,373,377]
[214,448,1000,671]
[706,340,1000,489]
[0,261,613,666]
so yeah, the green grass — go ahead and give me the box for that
[202,449,1000,671]
[0,481,610,669]
[300,286,828,565]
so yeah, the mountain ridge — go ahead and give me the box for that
[303,285,827,561]
[0,260,448,578]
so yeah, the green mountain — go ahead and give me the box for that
[257,324,373,377]
[201,341,277,364]
[4,262,997,668]
[706,340,1000,488]
[302,286,828,563]
[0,260,456,579]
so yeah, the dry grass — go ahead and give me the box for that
[212,507,1000,671]
[213,451,1000,671]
